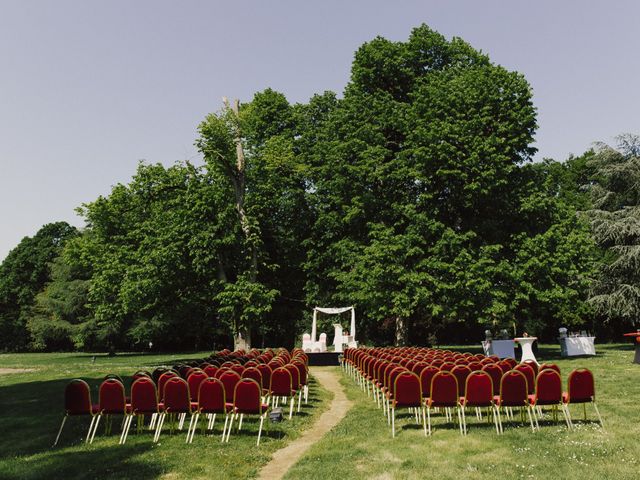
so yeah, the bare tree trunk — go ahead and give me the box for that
[225,97,255,350]
[395,316,408,347]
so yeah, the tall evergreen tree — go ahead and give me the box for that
[587,134,640,330]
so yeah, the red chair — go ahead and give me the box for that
[494,370,535,433]
[440,362,456,372]
[430,359,444,368]
[390,372,425,437]
[226,379,270,445]
[153,377,194,443]
[523,360,539,377]
[218,370,242,408]
[187,377,233,443]
[187,371,208,403]
[230,364,245,376]
[285,364,303,414]
[467,361,483,372]
[460,371,499,434]
[384,367,406,420]
[451,365,472,397]
[292,361,309,404]
[242,367,263,386]
[514,363,536,395]
[497,360,512,375]
[157,371,178,403]
[53,379,99,446]
[481,363,503,396]
[529,369,569,429]
[539,363,560,375]
[121,377,160,444]
[256,364,273,398]
[419,366,440,404]
[502,357,517,369]
[425,371,462,435]
[411,361,429,377]
[90,378,129,444]
[562,368,603,428]
[203,365,219,378]
[270,367,297,419]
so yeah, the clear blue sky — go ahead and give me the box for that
[1,0,639,261]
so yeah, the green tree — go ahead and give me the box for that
[587,134,640,330]
[303,24,539,344]
[27,252,91,351]
[0,222,78,351]
[73,162,235,351]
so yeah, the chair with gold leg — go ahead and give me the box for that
[53,379,99,446]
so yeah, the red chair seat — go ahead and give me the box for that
[563,392,590,404]
[460,398,492,407]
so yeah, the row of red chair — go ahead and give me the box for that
[343,347,603,437]
[54,348,310,447]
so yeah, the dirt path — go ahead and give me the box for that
[257,366,352,480]
[0,368,35,375]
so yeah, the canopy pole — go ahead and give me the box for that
[311,308,318,344]
[350,307,356,339]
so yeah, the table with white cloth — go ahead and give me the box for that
[560,336,596,357]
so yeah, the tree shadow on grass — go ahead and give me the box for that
[0,443,162,480]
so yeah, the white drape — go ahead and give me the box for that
[312,306,355,342]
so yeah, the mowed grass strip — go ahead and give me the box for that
[284,344,640,480]
[0,351,332,480]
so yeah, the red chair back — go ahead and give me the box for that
[163,377,191,413]
[539,363,560,375]
[393,372,422,407]
[285,364,300,391]
[481,363,503,395]
[233,378,266,414]
[523,360,539,376]
[497,360,512,374]
[64,379,94,415]
[98,379,127,414]
[502,357,517,369]
[411,361,429,376]
[387,367,406,396]
[429,371,459,407]
[157,371,178,402]
[533,369,562,405]
[197,378,227,413]
[219,370,242,402]
[270,367,293,396]
[566,368,596,403]
[420,366,439,398]
[451,365,472,397]
[130,377,158,414]
[187,371,208,402]
[514,364,536,394]
[241,367,263,386]
[467,361,483,372]
[256,364,273,392]
[464,371,493,407]
[203,365,219,378]
[440,362,456,372]
[499,370,528,407]
[292,361,308,387]
[230,364,245,376]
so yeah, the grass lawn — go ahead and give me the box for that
[0,351,331,480]
[285,344,640,480]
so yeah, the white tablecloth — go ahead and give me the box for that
[562,337,596,356]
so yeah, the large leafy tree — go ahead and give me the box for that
[587,134,640,330]
[0,222,78,351]
[72,162,236,351]
[304,25,539,344]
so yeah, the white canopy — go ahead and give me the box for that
[312,306,356,343]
